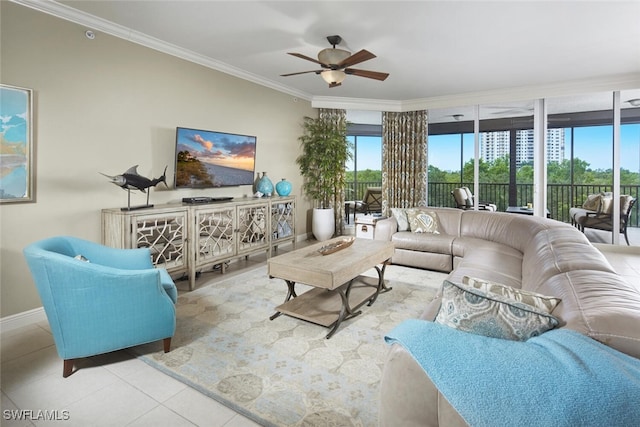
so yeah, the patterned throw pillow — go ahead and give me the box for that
[462,276,561,313]
[435,280,560,341]
[390,208,410,232]
[406,209,440,234]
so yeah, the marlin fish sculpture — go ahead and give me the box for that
[100,165,168,210]
[101,165,168,193]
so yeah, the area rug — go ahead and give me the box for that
[132,264,446,427]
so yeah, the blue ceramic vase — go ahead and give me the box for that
[256,172,274,196]
[275,178,292,196]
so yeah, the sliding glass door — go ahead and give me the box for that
[346,133,382,202]
[426,90,640,245]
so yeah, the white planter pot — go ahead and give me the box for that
[312,208,335,241]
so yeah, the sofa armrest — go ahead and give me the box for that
[380,343,467,427]
[374,217,398,241]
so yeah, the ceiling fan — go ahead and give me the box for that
[281,35,389,88]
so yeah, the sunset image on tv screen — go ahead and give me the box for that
[175,127,256,188]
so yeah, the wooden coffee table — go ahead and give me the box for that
[268,237,394,338]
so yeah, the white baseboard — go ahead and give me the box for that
[296,233,311,243]
[1,307,47,333]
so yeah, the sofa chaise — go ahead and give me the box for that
[373,207,640,426]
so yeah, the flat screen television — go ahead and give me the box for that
[174,127,256,188]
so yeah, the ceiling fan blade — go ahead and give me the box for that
[287,52,325,66]
[337,49,376,68]
[280,70,322,77]
[345,68,389,81]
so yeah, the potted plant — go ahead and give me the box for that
[297,115,352,241]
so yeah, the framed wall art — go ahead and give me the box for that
[0,84,34,203]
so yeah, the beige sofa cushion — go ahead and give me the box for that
[392,231,454,254]
[539,270,640,359]
[459,211,554,253]
[522,227,615,292]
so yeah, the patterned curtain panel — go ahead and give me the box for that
[319,108,348,236]
[381,110,428,215]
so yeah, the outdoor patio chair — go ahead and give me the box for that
[570,195,636,245]
[345,187,383,224]
[451,187,497,211]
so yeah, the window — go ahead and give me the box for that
[346,124,382,202]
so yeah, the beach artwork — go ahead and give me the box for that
[0,84,33,203]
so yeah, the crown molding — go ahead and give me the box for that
[10,0,313,101]
[314,73,640,112]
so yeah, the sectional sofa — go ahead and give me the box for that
[373,207,640,426]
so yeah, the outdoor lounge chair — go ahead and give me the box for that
[345,187,383,224]
[451,187,497,211]
[570,194,637,245]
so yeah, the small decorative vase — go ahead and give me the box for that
[253,172,261,193]
[256,172,274,196]
[275,178,292,196]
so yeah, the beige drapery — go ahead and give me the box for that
[319,108,348,236]
[381,110,428,215]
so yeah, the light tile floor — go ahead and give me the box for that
[593,243,640,292]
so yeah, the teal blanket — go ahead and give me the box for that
[385,320,640,427]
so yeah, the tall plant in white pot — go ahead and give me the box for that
[297,115,352,241]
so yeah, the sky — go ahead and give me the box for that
[427,124,640,173]
[348,124,640,175]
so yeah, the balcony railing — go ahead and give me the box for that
[346,181,639,227]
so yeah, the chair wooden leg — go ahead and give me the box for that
[163,337,172,353]
[63,359,74,378]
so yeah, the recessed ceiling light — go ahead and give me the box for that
[626,98,640,107]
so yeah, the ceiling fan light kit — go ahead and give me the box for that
[282,35,389,88]
[321,70,346,86]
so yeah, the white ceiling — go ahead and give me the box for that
[18,0,640,115]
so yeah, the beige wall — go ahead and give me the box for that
[0,3,315,317]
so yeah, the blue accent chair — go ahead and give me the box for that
[23,236,177,377]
